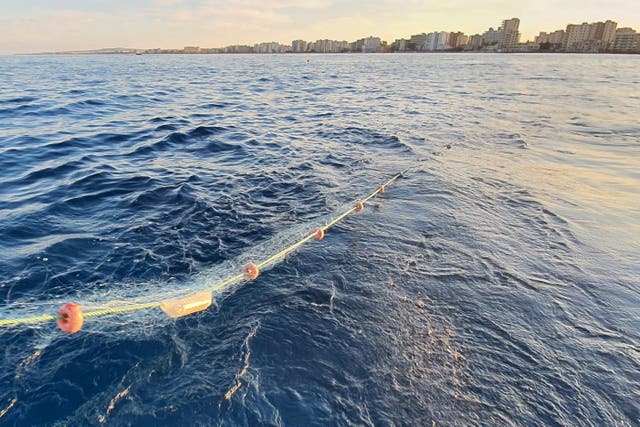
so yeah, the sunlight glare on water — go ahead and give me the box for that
[0,53,638,425]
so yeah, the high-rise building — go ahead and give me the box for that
[292,40,307,53]
[425,32,438,51]
[498,18,520,50]
[309,39,349,53]
[435,31,451,50]
[314,39,331,53]
[224,45,253,53]
[563,22,592,50]
[611,28,640,52]
[548,30,565,44]
[535,30,564,45]
[482,27,502,45]
[254,42,290,53]
[591,20,617,43]
[362,36,381,53]
[466,34,483,50]
[409,33,428,51]
[535,32,550,44]
[419,31,453,51]
[563,20,617,52]
[393,39,409,51]
[336,41,350,52]
[449,32,469,49]
[350,39,364,52]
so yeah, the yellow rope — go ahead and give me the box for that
[257,233,315,269]
[0,172,404,328]
[323,207,356,230]
[83,302,164,318]
[211,272,246,293]
[0,314,58,326]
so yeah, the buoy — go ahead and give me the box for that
[160,291,213,318]
[313,228,324,240]
[0,172,409,331]
[243,262,259,280]
[57,302,84,334]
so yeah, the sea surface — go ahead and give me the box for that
[0,53,638,426]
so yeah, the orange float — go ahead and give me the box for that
[377,185,385,194]
[354,201,364,212]
[57,302,84,334]
[312,228,324,240]
[243,262,260,280]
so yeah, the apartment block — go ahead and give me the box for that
[482,28,502,45]
[362,36,382,53]
[535,30,564,45]
[449,32,469,49]
[611,28,640,52]
[409,33,428,51]
[393,38,409,51]
[254,42,290,53]
[466,34,483,50]
[563,20,617,52]
[499,18,520,50]
[291,40,307,53]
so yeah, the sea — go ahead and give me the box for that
[0,53,638,426]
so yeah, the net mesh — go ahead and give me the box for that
[0,173,402,333]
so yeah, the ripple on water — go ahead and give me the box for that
[0,54,638,426]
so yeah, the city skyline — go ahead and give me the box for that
[12,17,640,55]
[1,1,639,54]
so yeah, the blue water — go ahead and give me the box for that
[1,53,639,425]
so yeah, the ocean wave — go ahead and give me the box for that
[0,53,638,426]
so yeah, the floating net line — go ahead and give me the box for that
[0,171,405,333]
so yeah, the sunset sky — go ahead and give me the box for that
[1,0,638,53]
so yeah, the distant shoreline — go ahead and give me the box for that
[18,51,640,56]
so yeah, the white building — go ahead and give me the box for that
[466,34,483,50]
[535,30,564,45]
[425,32,438,51]
[449,32,469,49]
[314,39,332,53]
[309,39,349,53]
[292,40,307,53]
[393,38,409,51]
[593,20,617,44]
[611,28,639,52]
[482,27,502,45]
[224,45,252,53]
[564,23,592,51]
[334,40,350,52]
[435,31,451,50]
[409,33,427,51]
[563,20,617,52]
[498,18,520,50]
[362,36,381,53]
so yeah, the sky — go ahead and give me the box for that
[0,0,638,54]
